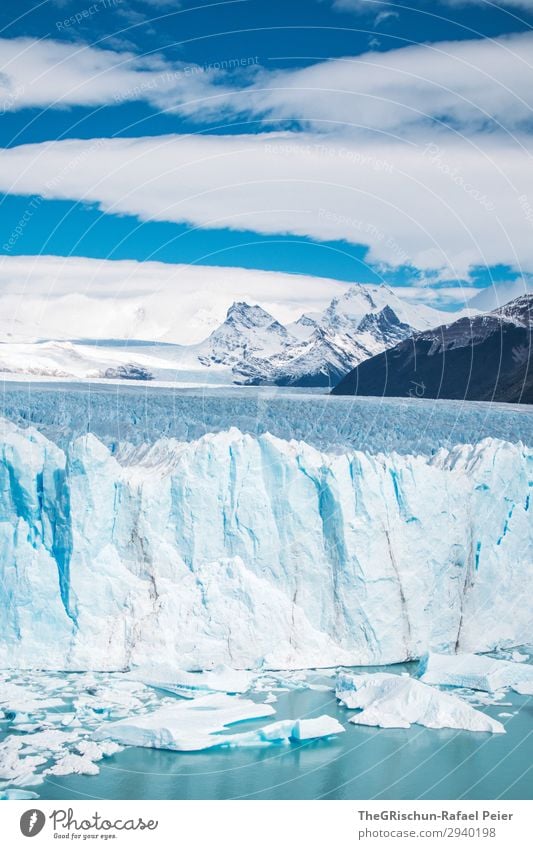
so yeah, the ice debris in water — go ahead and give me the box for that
[45,755,100,777]
[0,737,47,787]
[0,671,150,795]
[128,664,257,697]
[95,693,344,752]
[336,673,504,733]
[418,652,533,694]
[0,788,40,800]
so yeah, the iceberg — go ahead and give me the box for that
[223,715,345,746]
[128,664,257,697]
[0,413,531,671]
[96,693,343,751]
[290,716,344,741]
[0,736,50,788]
[44,754,100,777]
[418,653,533,693]
[336,673,504,733]
[0,789,40,800]
[95,693,276,751]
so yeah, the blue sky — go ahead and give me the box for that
[0,0,532,314]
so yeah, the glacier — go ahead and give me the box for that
[0,400,531,671]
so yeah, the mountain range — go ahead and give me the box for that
[195,284,450,387]
[332,294,533,403]
[0,284,452,387]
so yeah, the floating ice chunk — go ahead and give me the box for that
[128,664,257,696]
[0,682,64,713]
[264,692,277,704]
[12,724,42,733]
[0,789,40,800]
[74,683,146,715]
[291,716,345,741]
[498,713,513,718]
[95,693,276,751]
[512,681,533,696]
[511,651,528,663]
[74,740,123,760]
[253,670,331,693]
[97,692,343,752]
[45,754,100,777]
[0,737,46,787]
[336,673,504,733]
[223,715,344,747]
[418,652,533,693]
[20,730,81,754]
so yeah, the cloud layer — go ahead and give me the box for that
[1,31,532,138]
[0,28,532,284]
[0,254,480,345]
[1,132,531,277]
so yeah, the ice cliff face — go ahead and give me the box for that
[0,419,531,671]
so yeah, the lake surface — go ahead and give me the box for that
[4,663,531,802]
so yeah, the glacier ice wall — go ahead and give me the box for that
[0,419,531,671]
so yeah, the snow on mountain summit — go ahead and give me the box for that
[221,284,453,387]
[320,283,449,331]
[0,284,458,387]
[197,301,294,368]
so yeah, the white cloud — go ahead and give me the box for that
[189,30,533,136]
[334,0,533,11]
[0,32,532,280]
[0,255,355,344]
[1,132,532,278]
[1,31,532,139]
[441,0,533,11]
[467,275,533,310]
[0,36,236,112]
[374,10,399,25]
[0,255,473,345]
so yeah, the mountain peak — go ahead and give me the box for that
[492,293,533,327]
[225,301,278,329]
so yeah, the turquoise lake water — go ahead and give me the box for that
[6,663,531,801]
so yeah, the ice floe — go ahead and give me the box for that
[128,664,257,697]
[336,673,504,733]
[0,671,151,795]
[45,754,100,777]
[418,652,533,693]
[0,737,47,787]
[96,692,344,752]
[95,693,276,751]
[0,788,40,800]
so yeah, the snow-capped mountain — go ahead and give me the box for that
[196,301,295,368]
[332,294,533,403]
[196,284,452,387]
[0,284,456,386]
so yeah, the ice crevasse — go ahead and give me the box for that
[0,419,531,671]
